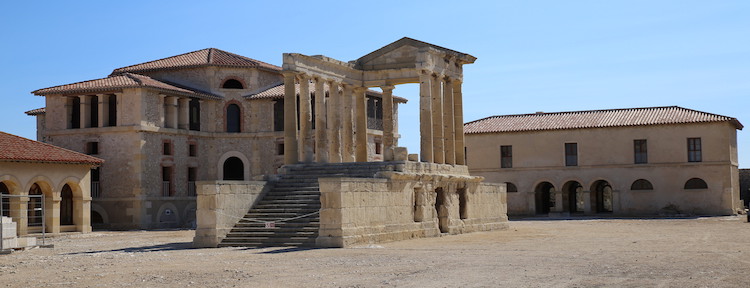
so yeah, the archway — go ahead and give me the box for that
[563,181,583,213]
[223,157,244,180]
[0,182,9,217]
[60,184,74,225]
[28,183,43,226]
[591,180,613,213]
[534,182,555,214]
[226,103,241,133]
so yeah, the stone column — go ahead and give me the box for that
[380,85,395,161]
[298,74,313,163]
[79,95,91,128]
[45,196,60,234]
[327,81,342,163]
[354,87,368,162]
[431,74,444,164]
[314,78,328,163]
[178,98,191,130]
[282,72,298,164]
[419,70,433,163]
[582,190,592,214]
[442,77,455,165]
[165,96,179,129]
[453,80,466,165]
[341,84,355,162]
[97,94,109,127]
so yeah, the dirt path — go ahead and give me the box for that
[2,216,750,287]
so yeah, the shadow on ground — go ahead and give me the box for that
[66,242,195,255]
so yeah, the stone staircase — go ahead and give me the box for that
[218,162,400,248]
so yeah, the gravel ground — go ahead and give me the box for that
[2,216,750,287]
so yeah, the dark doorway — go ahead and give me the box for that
[0,182,9,217]
[223,157,244,180]
[592,180,613,213]
[60,184,74,225]
[534,182,555,214]
[563,181,583,213]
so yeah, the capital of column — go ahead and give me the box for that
[380,85,395,92]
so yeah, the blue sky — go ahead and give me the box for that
[1,1,748,166]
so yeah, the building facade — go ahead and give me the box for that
[0,132,103,235]
[29,49,404,229]
[465,106,743,216]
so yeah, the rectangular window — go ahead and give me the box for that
[277,143,284,155]
[163,141,172,156]
[565,143,578,166]
[108,94,117,126]
[500,145,512,168]
[688,138,702,162]
[189,143,197,157]
[634,139,647,164]
[187,167,197,197]
[162,166,172,197]
[86,142,99,155]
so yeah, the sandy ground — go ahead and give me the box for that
[2,216,750,287]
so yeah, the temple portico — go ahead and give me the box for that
[281,38,476,165]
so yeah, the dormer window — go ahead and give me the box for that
[222,79,244,89]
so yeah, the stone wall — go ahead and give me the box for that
[316,164,508,248]
[193,180,270,247]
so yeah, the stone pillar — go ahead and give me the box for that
[582,190,592,214]
[380,85,395,161]
[431,74,444,164]
[45,196,60,234]
[354,87,368,162]
[453,80,466,165]
[283,72,299,164]
[314,78,328,163]
[341,84,355,162]
[442,77,455,165]
[178,98,191,130]
[327,81,342,163]
[298,74,313,163]
[97,94,109,127]
[419,70,433,163]
[12,197,27,235]
[552,189,563,213]
[79,95,91,128]
[165,96,179,129]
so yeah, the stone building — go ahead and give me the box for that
[464,106,743,216]
[28,48,404,229]
[0,131,102,235]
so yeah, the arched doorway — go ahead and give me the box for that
[223,157,244,180]
[60,184,74,225]
[534,182,555,214]
[226,104,241,133]
[0,182,9,217]
[563,181,583,213]
[591,180,613,213]
[28,183,43,226]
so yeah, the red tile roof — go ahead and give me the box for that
[111,48,281,75]
[24,108,46,115]
[32,73,220,100]
[464,106,743,134]
[0,132,103,165]
[247,82,408,103]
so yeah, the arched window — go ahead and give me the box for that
[631,179,654,190]
[60,184,74,225]
[684,178,708,189]
[223,157,244,180]
[505,182,518,192]
[226,104,241,133]
[222,79,244,89]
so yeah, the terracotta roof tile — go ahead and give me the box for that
[246,82,408,103]
[32,73,220,100]
[24,108,46,115]
[111,48,281,75]
[0,132,103,165]
[464,106,743,134]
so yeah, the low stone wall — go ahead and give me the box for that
[193,181,270,247]
[317,167,508,248]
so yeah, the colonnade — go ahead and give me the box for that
[283,72,399,164]
[282,69,466,166]
[71,94,120,128]
[162,95,198,130]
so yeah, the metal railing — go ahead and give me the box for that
[162,181,171,197]
[187,181,196,197]
[91,181,100,198]
[1,194,46,250]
